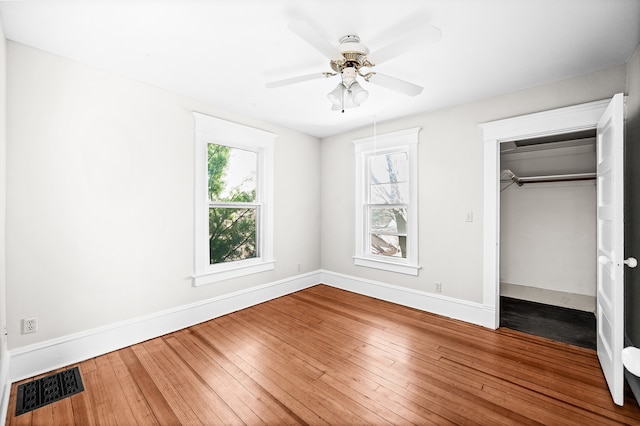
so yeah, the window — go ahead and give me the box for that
[193,113,275,286]
[353,128,420,275]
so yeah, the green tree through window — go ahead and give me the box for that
[207,144,258,264]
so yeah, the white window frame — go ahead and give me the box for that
[193,112,275,286]
[353,127,421,275]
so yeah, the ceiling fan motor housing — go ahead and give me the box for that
[330,34,372,73]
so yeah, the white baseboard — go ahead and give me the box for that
[500,282,596,313]
[5,269,493,386]
[8,271,321,383]
[320,270,490,328]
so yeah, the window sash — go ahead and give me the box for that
[209,205,260,264]
[367,150,409,205]
[366,205,409,259]
[207,141,262,203]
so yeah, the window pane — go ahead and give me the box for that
[370,182,409,204]
[369,152,408,204]
[369,152,408,184]
[209,207,257,264]
[369,234,407,258]
[370,207,407,234]
[208,144,257,202]
[369,207,407,258]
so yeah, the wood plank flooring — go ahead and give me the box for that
[6,284,640,425]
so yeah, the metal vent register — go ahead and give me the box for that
[15,367,84,416]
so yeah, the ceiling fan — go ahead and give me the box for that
[266,20,441,112]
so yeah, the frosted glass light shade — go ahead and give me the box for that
[343,91,360,109]
[328,80,368,110]
[327,84,344,106]
[349,82,369,104]
[622,346,640,376]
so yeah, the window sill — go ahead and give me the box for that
[353,256,421,276]
[194,259,275,286]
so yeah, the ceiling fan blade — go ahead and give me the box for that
[288,21,343,61]
[266,72,330,88]
[368,25,441,66]
[367,73,423,97]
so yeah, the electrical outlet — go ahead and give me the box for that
[435,282,442,292]
[22,317,38,334]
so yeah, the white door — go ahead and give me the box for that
[596,93,625,405]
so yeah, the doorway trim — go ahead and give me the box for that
[479,98,611,329]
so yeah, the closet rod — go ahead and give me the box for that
[514,172,596,185]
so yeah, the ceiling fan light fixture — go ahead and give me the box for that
[349,82,369,104]
[327,83,345,106]
[341,66,357,88]
[328,81,364,112]
[343,92,360,109]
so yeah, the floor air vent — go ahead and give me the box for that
[16,367,84,416]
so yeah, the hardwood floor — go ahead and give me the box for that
[6,284,640,425]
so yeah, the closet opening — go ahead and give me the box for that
[498,129,597,349]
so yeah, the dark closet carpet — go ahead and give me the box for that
[500,296,596,350]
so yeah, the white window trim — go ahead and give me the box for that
[193,112,276,286]
[353,127,421,275]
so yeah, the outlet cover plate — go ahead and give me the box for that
[22,317,38,334]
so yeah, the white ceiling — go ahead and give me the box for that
[1,0,639,138]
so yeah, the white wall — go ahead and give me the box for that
[5,42,321,349]
[499,145,596,310]
[321,65,626,304]
[500,181,596,307]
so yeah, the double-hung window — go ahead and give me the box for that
[193,113,275,286]
[353,128,421,275]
